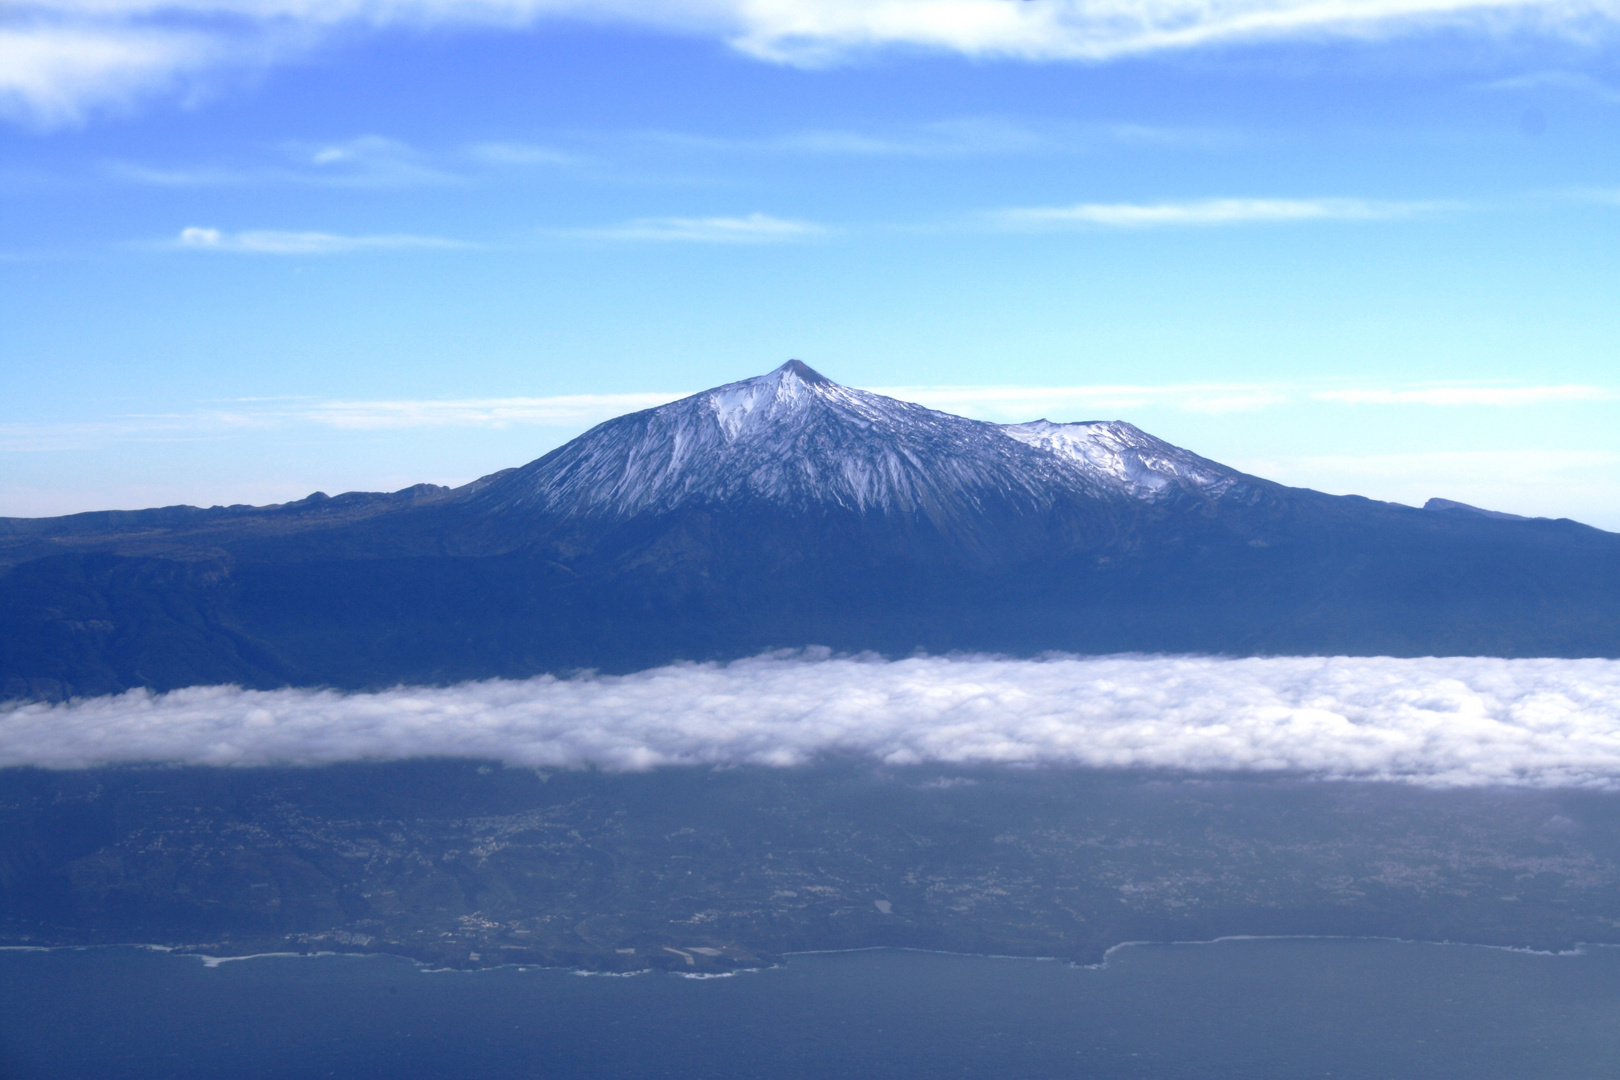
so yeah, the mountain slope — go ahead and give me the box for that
[470,362,1265,523]
[468,361,1110,523]
[3,361,1619,700]
[1001,419,1248,502]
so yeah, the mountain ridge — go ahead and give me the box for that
[0,361,1579,541]
[3,361,1619,701]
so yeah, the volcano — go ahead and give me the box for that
[4,362,1619,699]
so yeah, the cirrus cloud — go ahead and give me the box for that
[0,20,225,126]
[1312,385,1617,405]
[994,197,1440,230]
[174,225,469,253]
[576,212,827,243]
[8,0,1620,125]
[3,378,1612,450]
[8,652,1620,789]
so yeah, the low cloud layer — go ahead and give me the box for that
[6,653,1620,788]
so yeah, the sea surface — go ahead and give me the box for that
[3,937,1619,1079]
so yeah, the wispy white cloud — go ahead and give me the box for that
[0,20,225,126]
[1563,186,1620,206]
[11,0,1620,125]
[874,383,1297,419]
[994,197,1438,230]
[293,135,458,186]
[105,162,251,185]
[173,225,468,253]
[631,116,1057,159]
[102,119,1218,195]
[580,212,826,243]
[9,653,1620,789]
[5,379,1612,452]
[484,117,1239,166]
[764,117,1236,157]
[1313,385,1616,406]
[876,380,1613,419]
[710,0,1620,65]
[1231,448,1620,526]
[0,415,209,453]
[1245,448,1620,481]
[0,392,692,451]
[775,119,1047,157]
[298,393,689,429]
[111,135,462,187]
[465,141,580,167]
[1476,70,1620,102]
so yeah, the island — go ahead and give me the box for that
[3,762,1617,973]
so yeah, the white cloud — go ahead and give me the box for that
[106,162,251,185]
[1313,385,1617,406]
[995,197,1435,230]
[107,134,467,188]
[13,0,1620,124]
[766,116,1221,157]
[5,379,1612,450]
[1476,70,1620,102]
[0,391,693,450]
[466,141,579,167]
[557,117,1238,164]
[1231,448,1620,526]
[581,212,826,243]
[103,120,1219,196]
[298,392,689,429]
[0,415,207,453]
[872,383,1297,419]
[1566,187,1620,205]
[174,225,467,253]
[293,135,456,186]
[0,21,222,126]
[8,652,1620,788]
[875,380,1618,421]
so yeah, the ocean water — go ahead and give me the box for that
[3,938,1619,1079]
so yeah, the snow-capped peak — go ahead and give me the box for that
[710,360,832,440]
[472,361,1085,521]
[1000,419,1242,501]
[472,364,1248,523]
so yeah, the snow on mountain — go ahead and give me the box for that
[1000,419,1244,501]
[474,361,1246,521]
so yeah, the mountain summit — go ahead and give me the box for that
[471,360,1079,522]
[470,361,1250,524]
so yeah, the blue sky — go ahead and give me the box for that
[3,2,1620,525]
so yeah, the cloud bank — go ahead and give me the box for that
[10,0,1620,124]
[7,653,1620,788]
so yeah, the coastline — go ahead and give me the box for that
[2,932,1608,979]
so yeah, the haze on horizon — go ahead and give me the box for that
[3,0,1619,528]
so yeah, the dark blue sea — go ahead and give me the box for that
[3,938,1618,1079]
